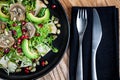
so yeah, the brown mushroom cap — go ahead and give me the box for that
[23,22,36,38]
[10,3,25,21]
[0,31,15,48]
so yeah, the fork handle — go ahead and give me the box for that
[76,36,83,80]
[91,49,98,80]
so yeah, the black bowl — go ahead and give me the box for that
[0,0,70,80]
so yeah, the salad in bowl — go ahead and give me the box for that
[0,0,61,74]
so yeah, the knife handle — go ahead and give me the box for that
[76,36,83,80]
[92,49,98,80]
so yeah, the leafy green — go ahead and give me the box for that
[6,48,32,67]
[30,23,50,46]
[37,8,47,17]
[7,20,23,39]
[13,26,22,38]
[0,52,4,58]
[30,23,58,53]
[22,0,35,12]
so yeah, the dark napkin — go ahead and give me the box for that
[69,6,119,80]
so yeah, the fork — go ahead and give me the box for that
[76,9,87,80]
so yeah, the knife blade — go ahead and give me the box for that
[92,8,102,80]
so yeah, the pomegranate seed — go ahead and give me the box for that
[12,30,17,36]
[41,61,45,66]
[12,23,17,27]
[18,38,22,43]
[4,48,10,54]
[17,38,22,45]
[24,35,29,39]
[25,67,29,70]
[13,44,17,49]
[21,35,29,40]
[25,69,29,74]
[51,4,56,9]
[21,21,26,26]
[21,35,25,40]
[38,24,43,28]
[22,29,27,34]
[17,48,22,53]
[35,33,40,36]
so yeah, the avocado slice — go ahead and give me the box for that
[22,39,39,59]
[0,2,9,21]
[27,8,50,24]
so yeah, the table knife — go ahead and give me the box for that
[92,8,102,80]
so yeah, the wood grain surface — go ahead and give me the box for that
[38,0,120,80]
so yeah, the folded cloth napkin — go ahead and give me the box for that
[69,6,119,80]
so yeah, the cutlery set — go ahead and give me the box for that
[76,8,102,80]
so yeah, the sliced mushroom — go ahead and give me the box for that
[35,0,47,16]
[0,30,15,48]
[10,3,25,21]
[23,22,36,38]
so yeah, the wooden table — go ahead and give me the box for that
[38,0,120,80]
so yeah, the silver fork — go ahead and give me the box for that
[76,9,87,80]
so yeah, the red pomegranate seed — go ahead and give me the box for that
[4,48,10,54]
[13,44,17,49]
[17,38,22,45]
[22,29,27,34]
[18,38,22,43]
[24,35,29,39]
[21,35,25,40]
[21,21,26,26]
[12,23,17,27]
[21,35,28,39]
[12,30,17,36]
[17,48,22,53]
[38,24,43,28]
[35,33,40,36]
[25,69,29,74]
[25,67,29,70]
[41,61,45,66]
[51,4,56,9]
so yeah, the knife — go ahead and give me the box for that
[92,8,102,80]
